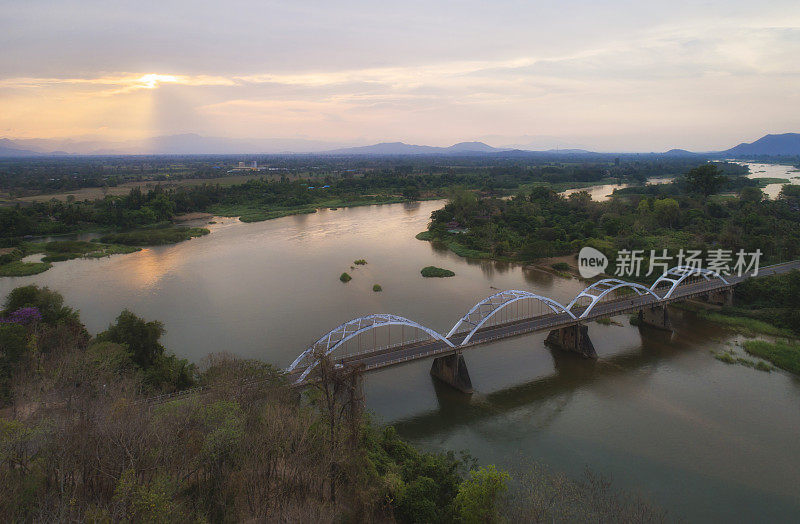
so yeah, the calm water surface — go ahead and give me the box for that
[2,200,799,522]
[561,176,673,201]
[735,161,800,199]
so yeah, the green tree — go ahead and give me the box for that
[653,198,679,227]
[739,187,763,204]
[685,164,725,197]
[396,476,439,523]
[402,185,421,200]
[97,310,166,368]
[454,465,510,524]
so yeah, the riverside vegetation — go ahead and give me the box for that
[0,228,208,276]
[421,165,800,265]
[0,286,669,522]
[0,240,141,277]
[1,157,733,241]
[1,158,754,276]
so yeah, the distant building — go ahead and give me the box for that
[229,160,266,173]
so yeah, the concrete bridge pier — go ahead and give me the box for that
[704,288,733,306]
[430,351,473,393]
[545,324,597,359]
[637,305,672,331]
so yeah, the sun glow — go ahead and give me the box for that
[136,73,180,89]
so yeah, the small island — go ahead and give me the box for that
[421,266,455,278]
[372,284,382,292]
[339,272,352,282]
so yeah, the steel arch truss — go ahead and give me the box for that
[287,314,454,383]
[567,279,661,319]
[446,290,575,345]
[649,266,730,299]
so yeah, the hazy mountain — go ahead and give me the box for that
[3,133,799,157]
[0,139,41,157]
[545,148,592,154]
[324,141,507,155]
[663,148,697,156]
[723,133,800,156]
[446,141,502,153]
[0,135,358,155]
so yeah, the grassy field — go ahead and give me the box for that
[743,340,800,374]
[100,226,209,245]
[0,260,53,277]
[415,231,492,259]
[8,174,268,203]
[673,302,794,337]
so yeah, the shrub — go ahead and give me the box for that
[454,465,510,524]
[354,259,367,265]
[551,262,570,271]
[373,284,382,292]
[421,266,455,278]
[340,272,352,283]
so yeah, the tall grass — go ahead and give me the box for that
[744,340,800,375]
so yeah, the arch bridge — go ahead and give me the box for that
[286,262,798,393]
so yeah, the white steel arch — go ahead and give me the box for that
[649,266,730,299]
[446,290,575,345]
[566,279,662,319]
[287,314,454,383]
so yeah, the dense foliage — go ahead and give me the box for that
[1,157,726,241]
[730,270,800,335]
[425,166,800,268]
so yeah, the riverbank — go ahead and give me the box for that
[211,195,429,223]
[672,301,795,338]
[0,240,141,276]
[0,226,208,277]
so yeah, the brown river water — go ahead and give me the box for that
[2,200,799,521]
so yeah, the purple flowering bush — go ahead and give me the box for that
[0,307,43,325]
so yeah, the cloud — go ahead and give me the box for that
[1,2,799,149]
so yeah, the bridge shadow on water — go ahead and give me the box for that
[390,317,705,439]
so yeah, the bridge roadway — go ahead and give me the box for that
[288,261,800,384]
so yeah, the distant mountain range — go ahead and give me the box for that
[322,141,510,155]
[722,133,800,157]
[1,133,799,157]
[0,134,356,156]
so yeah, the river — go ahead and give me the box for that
[735,161,800,199]
[2,200,799,521]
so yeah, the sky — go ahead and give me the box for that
[1,0,799,152]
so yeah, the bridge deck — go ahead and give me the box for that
[288,261,800,384]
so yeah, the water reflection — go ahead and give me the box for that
[393,327,677,438]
